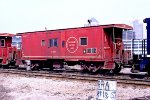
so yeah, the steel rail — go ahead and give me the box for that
[0,69,149,86]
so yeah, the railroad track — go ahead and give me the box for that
[0,68,150,86]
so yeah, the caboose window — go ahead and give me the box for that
[62,41,65,47]
[54,39,58,47]
[0,39,5,47]
[86,48,96,53]
[91,48,96,53]
[80,37,87,46]
[49,38,58,47]
[50,39,53,47]
[87,48,91,53]
[41,40,45,46]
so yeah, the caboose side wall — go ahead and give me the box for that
[47,26,113,63]
[61,27,104,61]
[43,27,109,70]
[21,32,48,60]
[39,27,105,61]
[20,26,113,65]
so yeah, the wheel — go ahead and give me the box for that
[113,63,122,74]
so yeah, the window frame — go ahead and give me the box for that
[49,38,58,47]
[91,48,97,53]
[62,41,65,47]
[86,48,97,54]
[41,40,46,46]
[0,39,5,47]
[79,37,88,46]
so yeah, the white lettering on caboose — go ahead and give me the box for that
[66,37,78,53]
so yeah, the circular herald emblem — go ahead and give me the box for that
[66,37,78,53]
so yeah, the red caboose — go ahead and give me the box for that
[17,24,132,73]
[0,33,17,67]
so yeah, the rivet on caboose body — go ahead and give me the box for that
[17,24,132,73]
[0,33,17,67]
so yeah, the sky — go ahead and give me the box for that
[0,0,150,35]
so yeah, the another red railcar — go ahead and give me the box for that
[17,24,132,73]
[0,33,16,67]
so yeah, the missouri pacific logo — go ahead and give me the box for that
[66,37,78,53]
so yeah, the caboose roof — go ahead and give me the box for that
[0,33,14,37]
[17,24,133,34]
[102,24,133,30]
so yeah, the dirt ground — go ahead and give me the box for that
[0,73,150,100]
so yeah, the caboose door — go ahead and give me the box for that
[103,28,114,69]
[103,29,113,60]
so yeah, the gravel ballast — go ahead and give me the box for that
[0,73,149,100]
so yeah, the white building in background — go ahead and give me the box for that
[123,20,146,55]
[133,20,143,39]
[123,39,147,55]
[123,30,135,40]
